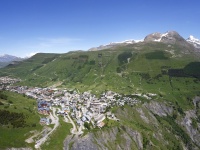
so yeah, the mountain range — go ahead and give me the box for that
[0,54,23,62]
[0,31,200,150]
[89,31,200,52]
[0,54,23,68]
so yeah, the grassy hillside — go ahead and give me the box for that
[0,91,42,149]
[0,42,200,108]
[0,42,200,149]
[0,42,200,99]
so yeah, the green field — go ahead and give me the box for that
[0,91,42,149]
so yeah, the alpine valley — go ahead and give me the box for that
[0,31,200,150]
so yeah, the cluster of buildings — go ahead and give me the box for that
[4,85,141,128]
[1,77,147,129]
[37,100,51,115]
[0,76,21,87]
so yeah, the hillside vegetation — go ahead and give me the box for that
[0,91,42,149]
[1,42,199,105]
[0,41,200,149]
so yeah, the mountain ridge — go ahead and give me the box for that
[89,31,200,53]
[0,54,24,68]
[186,35,200,49]
[0,54,23,62]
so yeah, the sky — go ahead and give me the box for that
[0,0,200,57]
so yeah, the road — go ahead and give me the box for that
[35,107,59,149]
[66,113,83,135]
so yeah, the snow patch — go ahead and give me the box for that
[186,35,200,48]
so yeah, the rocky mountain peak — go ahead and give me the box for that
[144,31,185,44]
[186,35,200,49]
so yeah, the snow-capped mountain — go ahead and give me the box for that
[89,31,199,52]
[0,54,24,68]
[0,54,22,62]
[186,35,200,49]
[144,31,188,45]
[89,39,143,51]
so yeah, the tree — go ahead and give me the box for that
[84,122,90,130]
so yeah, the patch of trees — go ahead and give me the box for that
[84,122,91,130]
[79,55,88,59]
[89,60,95,65]
[191,118,198,128]
[161,66,170,75]
[0,110,27,128]
[31,65,43,72]
[172,101,185,116]
[139,73,151,80]
[184,62,200,79]
[145,51,169,60]
[79,55,89,62]
[168,69,188,77]
[62,57,71,60]
[118,52,132,65]
[0,91,8,100]
[42,57,57,64]
[168,62,200,79]
[0,101,4,105]
[155,114,192,148]
[116,65,126,73]
[153,74,163,80]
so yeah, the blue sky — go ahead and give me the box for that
[0,0,200,57]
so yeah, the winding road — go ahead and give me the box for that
[35,107,59,149]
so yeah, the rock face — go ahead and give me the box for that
[161,31,185,45]
[181,110,200,147]
[143,32,162,42]
[64,127,143,150]
[144,31,195,54]
[64,134,98,150]
[144,101,173,116]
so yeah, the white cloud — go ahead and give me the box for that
[25,52,39,58]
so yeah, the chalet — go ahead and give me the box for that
[40,118,50,125]
[97,121,105,128]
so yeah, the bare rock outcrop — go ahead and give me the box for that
[144,101,173,116]
[64,126,143,150]
[181,110,200,147]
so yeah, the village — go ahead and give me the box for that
[0,76,161,130]
[0,76,157,149]
[5,85,141,127]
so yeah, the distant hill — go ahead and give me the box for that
[0,54,24,68]
[0,54,23,62]
[0,31,199,92]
